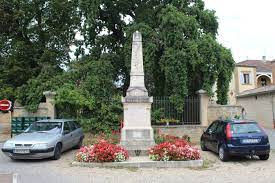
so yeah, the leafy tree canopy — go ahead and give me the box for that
[0,0,80,99]
[0,0,235,131]
[79,0,234,106]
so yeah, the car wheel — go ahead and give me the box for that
[219,145,229,162]
[74,138,83,149]
[200,140,208,151]
[52,143,62,160]
[259,154,269,160]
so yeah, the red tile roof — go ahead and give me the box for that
[236,60,272,72]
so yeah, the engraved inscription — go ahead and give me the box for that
[133,132,142,138]
[125,129,151,140]
[124,97,151,103]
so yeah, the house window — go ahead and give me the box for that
[240,72,253,85]
[243,73,250,84]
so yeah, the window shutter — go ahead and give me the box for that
[240,73,244,84]
[249,73,254,85]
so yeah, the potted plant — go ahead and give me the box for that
[157,118,180,126]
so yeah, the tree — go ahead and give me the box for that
[0,0,81,100]
[0,0,235,132]
[80,0,234,107]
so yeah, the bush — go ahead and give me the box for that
[154,133,190,144]
[149,139,200,161]
[75,140,129,163]
[88,131,120,145]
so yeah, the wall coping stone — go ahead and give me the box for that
[13,106,48,110]
[152,125,207,129]
[208,105,242,108]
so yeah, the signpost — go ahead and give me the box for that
[0,100,12,111]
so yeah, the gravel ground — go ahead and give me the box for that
[265,129,275,149]
[0,142,275,183]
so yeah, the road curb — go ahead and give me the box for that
[71,159,203,168]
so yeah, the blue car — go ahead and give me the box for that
[200,119,270,161]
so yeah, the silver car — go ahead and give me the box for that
[1,119,84,160]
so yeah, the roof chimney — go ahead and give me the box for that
[262,56,266,61]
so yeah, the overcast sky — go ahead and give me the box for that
[204,0,275,62]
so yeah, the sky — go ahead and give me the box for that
[203,0,275,62]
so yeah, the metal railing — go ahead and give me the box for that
[151,96,200,125]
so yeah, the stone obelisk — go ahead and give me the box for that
[120,31,155,154]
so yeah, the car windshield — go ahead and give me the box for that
[231,123,261,134]
[25,122,62,133]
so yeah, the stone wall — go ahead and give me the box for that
[0,112,11,141]
[208,105,242,124]
[12,103,48,118]
[0,91,56,140]
[12,91,56,119]
[153,125,206,143]
[237,93,275,129]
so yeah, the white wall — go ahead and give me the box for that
[237,93,274,129]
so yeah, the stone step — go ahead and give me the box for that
[72,158,203,168]
[127,149,149,157]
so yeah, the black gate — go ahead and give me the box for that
[151,96,200,125]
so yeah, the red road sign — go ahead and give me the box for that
[0,100,12,111]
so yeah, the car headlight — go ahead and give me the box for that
[3,142,14,148]
[33,143,49,149]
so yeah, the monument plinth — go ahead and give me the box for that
[120,31,155,154]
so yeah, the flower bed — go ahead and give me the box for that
[75,140,129,163]
[149,139,201,161]
[84,130,121,145]
[155,133,190,144]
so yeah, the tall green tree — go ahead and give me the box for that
[0,0,235,132]
[79,0,235,107]
[0,0,81,100]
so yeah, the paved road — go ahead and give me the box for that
[0,143,275,183]
[265,129,275,149]
[0,123,3,133]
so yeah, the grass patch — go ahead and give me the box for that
[202,159,215,169]
[83,133,94,146]
[188,159,216,171]
[125,167,139,172]
[107,167,139,172]
[82,132,120,146]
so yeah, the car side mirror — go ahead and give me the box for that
[63,130,70,135]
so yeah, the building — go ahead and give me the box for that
[231,57,275,129]
[236,58,273,88]
[236,85,275,129]
[227,57,274,105]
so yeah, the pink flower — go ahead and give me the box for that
[149,139,201,161]
[75,141,129,163]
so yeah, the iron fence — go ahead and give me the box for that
[151,96,200,125]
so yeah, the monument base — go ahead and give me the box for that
[120,127,155,156]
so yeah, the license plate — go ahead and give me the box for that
[13,149,30,154]
[242,139,260,144]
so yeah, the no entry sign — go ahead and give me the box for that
[0,100,12,111]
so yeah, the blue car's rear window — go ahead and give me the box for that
[231,123,261,134]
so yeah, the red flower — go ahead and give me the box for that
[149,139,200,161]
[75,141,129,163]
